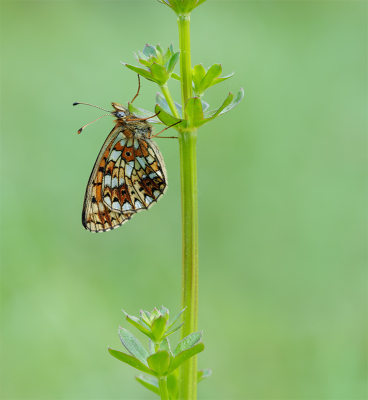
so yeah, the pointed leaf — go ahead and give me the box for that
[160,306,169,320]
[151,316,167,342]
[167,307,186,330]
[167,343,205,374]
[169,42,174,54]
[135,375,160,395]
[173,332,202,357]
[164,321,184,338]
[171,73,180,81]
[150,63,168,85]
[163,47,172,65]
[156,44,164,57]
[125,314,153,339]
[198,368,212,383]
[199,64,222,93]
[204,92,234,119]
[150,308,160,321]
[209,72,234,87]
[147,350,170,377]
[167,373,179,400]
[118,327,149,365]
[140,310,151,326]
[122,63,154,82]
[166,51,180,74]
[143,44,156,58]
[192,64,206,90]
[184,97,203,127]
[217,87,244,115]
[154,104,185,129]
[160,337,173,355]
[138,59,151,68]
[108,348,156,376]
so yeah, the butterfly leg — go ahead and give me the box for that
[130,75,141,104]
[150,121,181,138]
[125,110,161,122]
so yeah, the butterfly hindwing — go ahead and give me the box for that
[102,129,167,214]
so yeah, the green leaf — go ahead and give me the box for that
[150,63,168,85]
[198,64,222,93]
[147,350,170,377]
[138,58,151,68]
[217,87,244,116]
[135,375,159,395]
[125,314,153,339]
[204,92,234,120]
[164,321,184,338]
[192,64,206,90]
[108,348,156,376]
[166,51,180,74]
[163,47,172,65]
[151,316,167,343]
[167,343,205,374]
[122,63,154,82]
[118,327,149,365]
[167,307,186,330]
[184,97,204,127]
[169,42,174,54]
[150,308,160,321]
[156,44,164,57]
[167,373,179,400]
[154,104,184,129]
[171,73,180,81]
[140,310,151,326]
[160,306,169,320]
[160,337,173,355]
[209,72,234,87]
[198,368,212,383]
[173,332,202,357]
[143,44,156,58]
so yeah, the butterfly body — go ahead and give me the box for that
[82,103,167,233]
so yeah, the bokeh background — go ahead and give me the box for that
[1,1,366,399]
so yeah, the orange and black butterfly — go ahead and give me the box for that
[74,79,177,233]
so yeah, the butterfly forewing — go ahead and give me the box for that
[82,126,133,232]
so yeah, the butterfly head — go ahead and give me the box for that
[112,103,130,119]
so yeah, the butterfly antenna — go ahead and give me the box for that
[73,102,112,113]
[77,114,111,134]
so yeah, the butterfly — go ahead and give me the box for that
[74,97,174,233]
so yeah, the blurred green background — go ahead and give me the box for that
[1,1,366,399]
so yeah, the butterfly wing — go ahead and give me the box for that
[82,125,134,232]
[102,130,167,214]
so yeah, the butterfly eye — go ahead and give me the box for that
[116,111,126,118]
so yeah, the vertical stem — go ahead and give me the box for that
[178,15,192,106]
[178,129,198,400]
[158,377,170,400]
[178,14,198,400]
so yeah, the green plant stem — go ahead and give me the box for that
[177,12,198,400]
[158,377,170,400]
[178,130,198,400]
[178,14,192,106]
[161,83,181,119]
